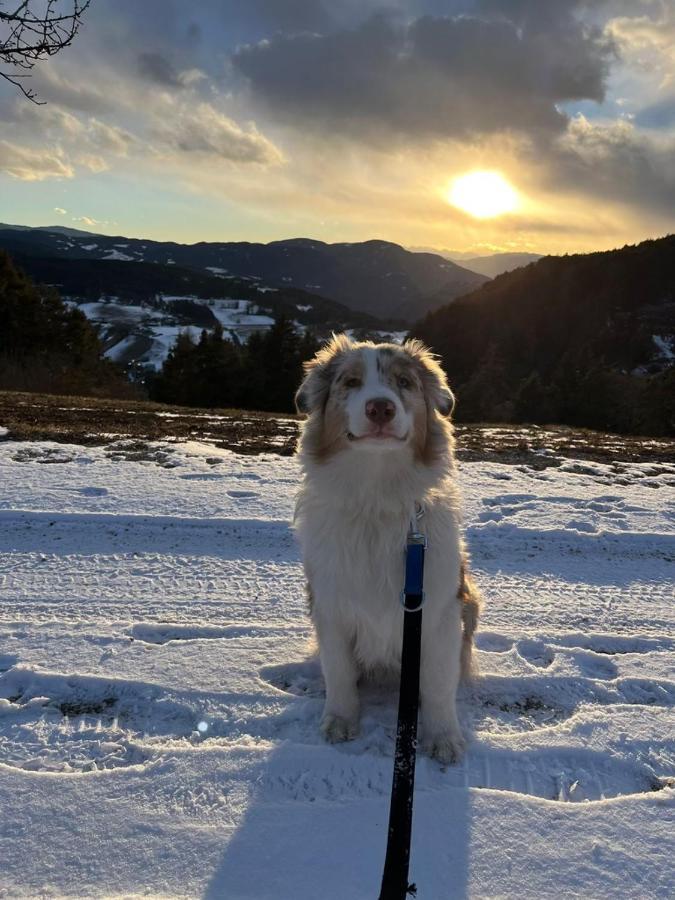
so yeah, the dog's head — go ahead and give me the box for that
[296,334,454,464]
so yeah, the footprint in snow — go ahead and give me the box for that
[553,634,674,655]
[0,668,211,773]
[556,648,619,680]
[565,518,598,533]
[261,660,324,698]
[226,489,259,499]
[474,632,513,653]
[76,486,109,496]
[515,639,555,669]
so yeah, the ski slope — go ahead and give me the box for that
[0,435,673,898]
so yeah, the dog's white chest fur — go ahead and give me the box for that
[295,459,462,671]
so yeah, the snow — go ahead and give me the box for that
[78,301,165,324]
[0,437,673,898]
[210,305,275,331]
[139,325,204,370]
[653,334,675,361]
[76,296,278,370]
[158,294,198,302]
[104,334,144,363]
[81,243,98,251]
[103,249,135,262]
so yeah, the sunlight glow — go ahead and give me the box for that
[447,171,519,219]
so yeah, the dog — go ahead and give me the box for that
[293,334,481,763]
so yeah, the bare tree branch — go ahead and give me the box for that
[0,0,92,103]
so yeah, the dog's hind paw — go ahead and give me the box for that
[426,730,466,765]
[321,714,359,744]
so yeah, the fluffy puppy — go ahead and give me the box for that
[293,334,480,763]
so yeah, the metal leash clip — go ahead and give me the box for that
[400,588,425,612]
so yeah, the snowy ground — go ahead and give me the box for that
[0,434,673,898]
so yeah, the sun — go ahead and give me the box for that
[447,170,519,219]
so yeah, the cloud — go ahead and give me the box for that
[136,52,206,90]
[29,64,116,114]
[0,141,74,181]
[75,154,109,174]
[72,215,108,226]
[138,52,184,88]
[54,207,67,215]
[153,100,283,165]
[607,10,675,87]
[233,8,615,141]
[549,114,675,216]
[14,103,136,157]
[86,119,135,156]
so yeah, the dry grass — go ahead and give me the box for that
[1,390,673,465]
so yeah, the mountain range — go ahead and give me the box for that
[0,225,487,322]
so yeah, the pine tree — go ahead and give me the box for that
[0,251,130,397]
[151,331,198,405]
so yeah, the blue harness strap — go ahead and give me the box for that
[401,532,426,612]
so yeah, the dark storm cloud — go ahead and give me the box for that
[137,52,184,89]
[232,6,614,140]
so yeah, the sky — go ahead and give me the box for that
[1,0,674,255]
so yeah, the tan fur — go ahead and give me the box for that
[301,396,350,463]
[458,557,482,681]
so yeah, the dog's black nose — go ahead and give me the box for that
[365,398,396,424]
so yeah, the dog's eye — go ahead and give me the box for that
[397,375,411,389]
[344,376,362,388]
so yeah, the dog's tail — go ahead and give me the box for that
[458,559,482,681]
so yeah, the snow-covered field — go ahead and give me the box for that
[70,297,280,370]
[0,435,673,898]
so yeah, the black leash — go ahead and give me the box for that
[378,513,426,900]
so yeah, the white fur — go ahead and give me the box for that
[294,341,469,763]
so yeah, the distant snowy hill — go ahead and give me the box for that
[0,225,487,322]
[0,236,403,373]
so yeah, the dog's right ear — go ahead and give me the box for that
[295,333,353,414]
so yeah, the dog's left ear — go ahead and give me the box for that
[403,339,455,417]
[295,333,353,415]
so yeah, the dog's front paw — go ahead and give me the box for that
[321,713,359,744]
[426,729,466,764]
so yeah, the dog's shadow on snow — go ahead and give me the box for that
[204,658,471,900]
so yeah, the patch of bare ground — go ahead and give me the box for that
[0,390,673,465]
